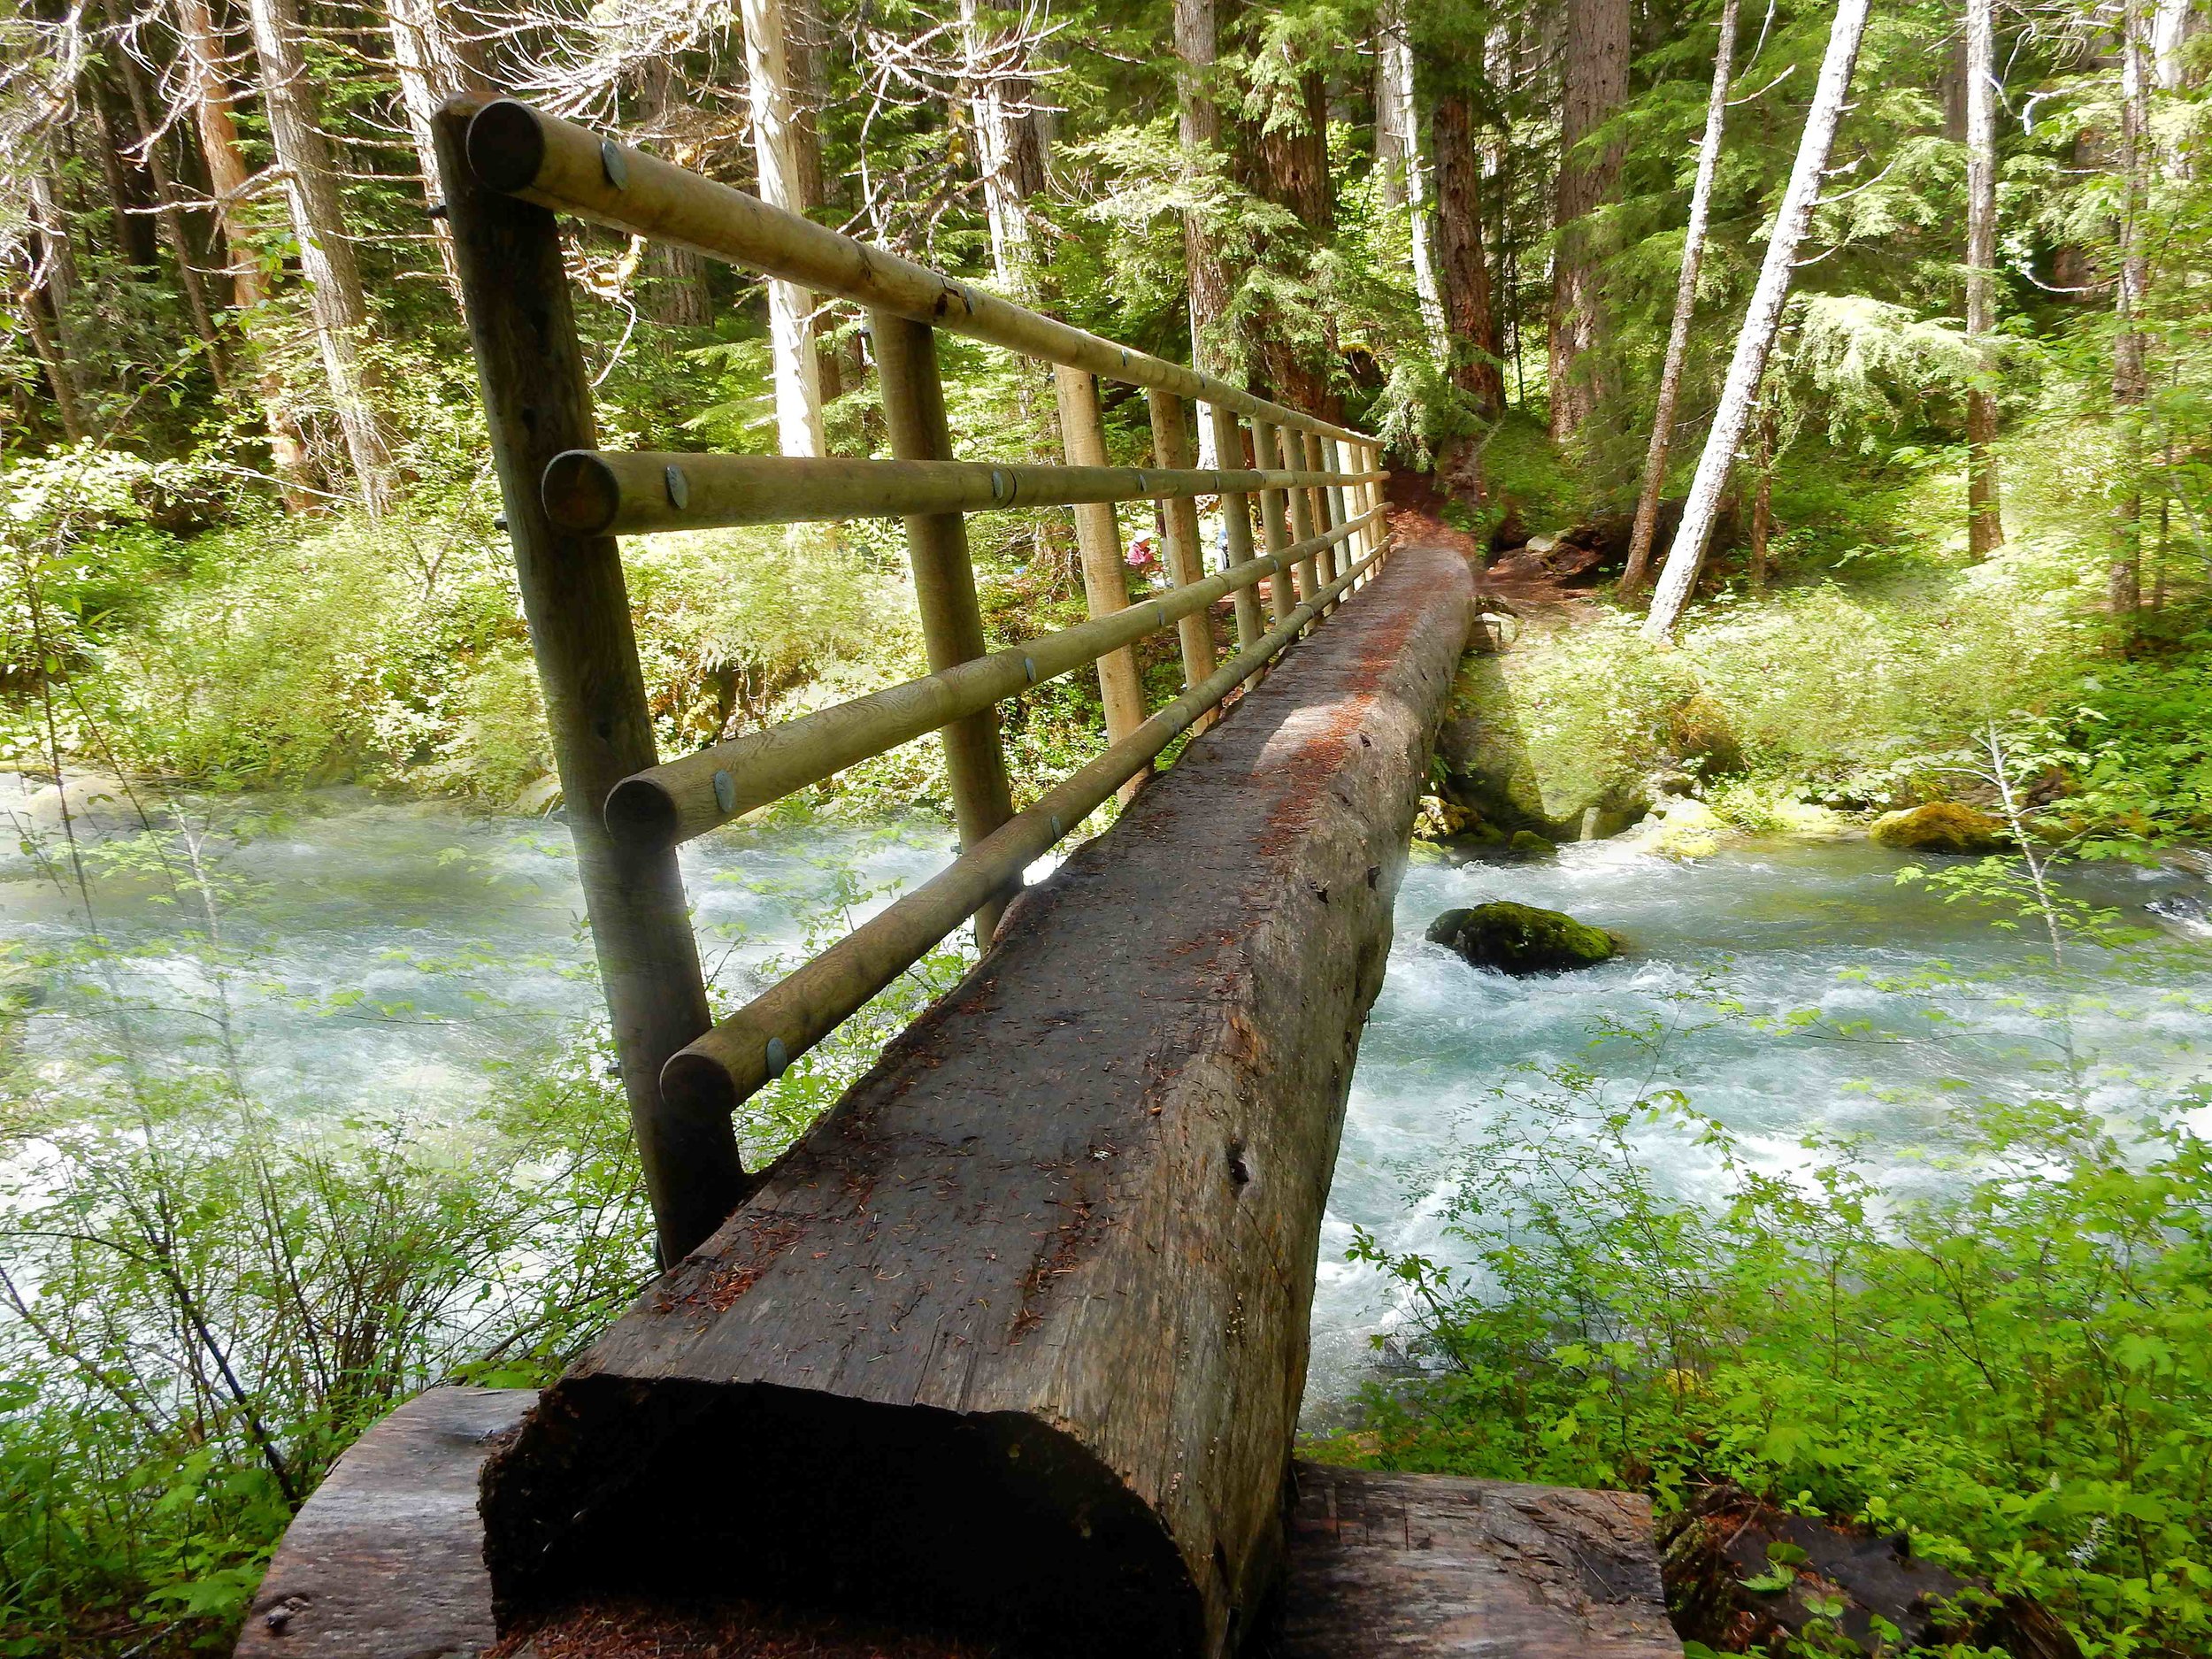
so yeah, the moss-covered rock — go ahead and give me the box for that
[1425,902,1617,974]
[1870,802,2010,856]
[1619,795,1724,860]
[1508,829,1555,857]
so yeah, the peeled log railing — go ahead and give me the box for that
[435,95,1393,1266]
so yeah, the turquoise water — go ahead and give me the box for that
[1307,836,2212,1406]
[4,777,2207,1409]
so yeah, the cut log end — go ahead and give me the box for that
[658,1046,740,1122]
[603,772,681,851]
[465,98,550,196]
[541,449,622,534]
[483,1379,1202,1649]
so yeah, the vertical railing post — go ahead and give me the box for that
[1304,429,1339,599]
[1054,365,1149,803]
[1148,389,1215,697]
[1325,435,1356,569]
[1251,414,1297,623]
[1209,402,1263,655]
[437,104,747,1266]
[873,311,1019,944]
[1279,423,1320,604]
[1363,442,1386,573]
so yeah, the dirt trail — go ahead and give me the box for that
[1382,470,1600,630]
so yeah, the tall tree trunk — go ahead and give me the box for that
[1242,54,1339,419]
[1374,9,1409,210]
[111,27,227,384]
[1174,0,1231,461]
[173,0,315,505]
[741,0,826,457]
[1548,0,1630,442]
[962,0,1047,294]
[18,285,88,442]
[1432,92,1502,423]
[2110,0,2152,620]
[1621,0,1740,591]
[636,59,713,326]
[1749,393,1775,588]
[786,0,846,410]
[24,174,94,434]
[1643,0,1872,641]
[1379,0,1447,357]
[247,0,391,511]
[2154,0,2198,92]
[88,87,162,271]
[1963,0,2004,557]
[388,0,490,294]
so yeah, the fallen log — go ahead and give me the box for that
[476,542,1473,1656]
[233,1394,1678,1658]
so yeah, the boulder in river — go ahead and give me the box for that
[1870,802,2010,856]
[1426,902,1617,974]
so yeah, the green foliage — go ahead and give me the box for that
[0,1041,657,1654]
[0,798,966,1656]
[1333,1028,2212,1656]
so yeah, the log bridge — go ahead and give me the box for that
[236,98,1680,1658]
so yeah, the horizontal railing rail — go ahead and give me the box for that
[543,450,1386,535]
[659,538,1390,1117]
[605,507,1383,849]
[457,95,1372,449]
[441,92,1397,1258]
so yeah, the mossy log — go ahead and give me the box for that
[475,543,1473,1656]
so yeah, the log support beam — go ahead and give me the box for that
[476,541,1473,1657]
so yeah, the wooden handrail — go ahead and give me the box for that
[453,95,1379,449]
[604,508,1383,850]
[542,449,1385,536]
[659,536,1392,1119]
[442,90,1396,1257]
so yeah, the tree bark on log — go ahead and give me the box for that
[1963,0,2005,559]
[1548,0,1629,442]
[1621,0,1740,592]
[476,543,1474,1658]
[1642,0,1871,641]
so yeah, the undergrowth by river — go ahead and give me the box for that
[5,770,2212,1655]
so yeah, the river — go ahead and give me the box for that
[4,778,2208,1412]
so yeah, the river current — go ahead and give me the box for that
[4,778,2208,1410]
